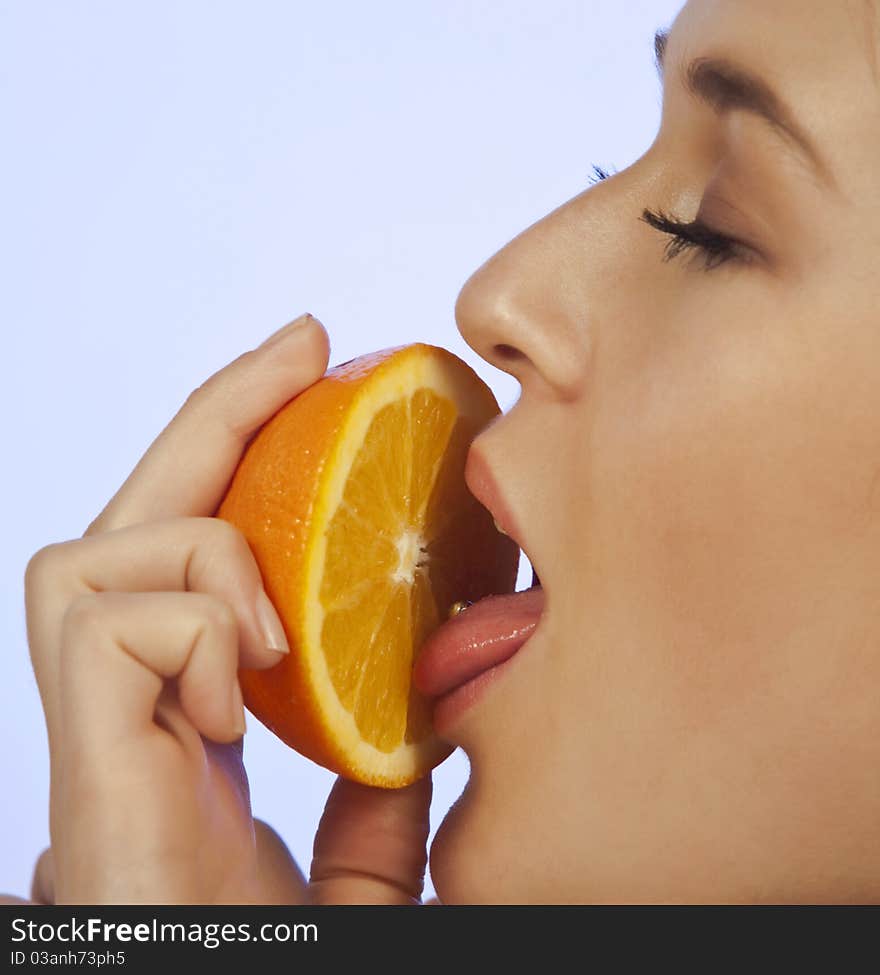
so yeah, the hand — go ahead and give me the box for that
[2,777,436,905]
[0,817,306,905]
[10,313,437,904]
[22,314,326,903]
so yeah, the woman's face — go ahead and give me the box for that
[430,0,880,903]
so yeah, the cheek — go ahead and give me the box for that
[431,287,880,903]
[537,284,880,783]
[579,293,880,651]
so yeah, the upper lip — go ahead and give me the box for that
[464,445,528,554]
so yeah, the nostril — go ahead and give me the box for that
[494,343,526,363]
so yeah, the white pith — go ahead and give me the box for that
[301,348,494,784]
[392,528,430,585]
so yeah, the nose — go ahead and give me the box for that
[454,194,598,402]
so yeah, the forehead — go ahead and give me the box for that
[666,0,880,177]
[669,0,875,77]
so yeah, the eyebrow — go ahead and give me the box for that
[653,27,833,187]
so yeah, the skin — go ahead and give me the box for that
[3,315,433,905]
[4,0,880,904]
[432,0,880,902]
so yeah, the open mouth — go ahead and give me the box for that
[412,566,545,734]
[411,441,546,734]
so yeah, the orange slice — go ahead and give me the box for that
[216,343,519,787]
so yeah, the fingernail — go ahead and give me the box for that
[255,589,291,654]
[231,679,246,736]
[259,313,320,349]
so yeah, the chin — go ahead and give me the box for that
[428,774,520,905]
[429,788,486,904]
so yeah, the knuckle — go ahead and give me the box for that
[209,517,252,562]
[61,592,107,640]
[182,378,211,412]
[186,356,265,444]
[201,595,237,633]
[183,351,255,412]
[185,518,257,594]
[25,542,69,594]
[83,514,109,537]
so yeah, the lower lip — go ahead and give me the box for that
[430,638,530,738]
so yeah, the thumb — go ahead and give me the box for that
[308,774,433,904]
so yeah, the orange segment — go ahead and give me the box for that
[217,343,519,787]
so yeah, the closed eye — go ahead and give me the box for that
[640,207,755,271]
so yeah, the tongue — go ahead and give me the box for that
[413,586,545,698]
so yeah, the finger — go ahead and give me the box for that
[25,517,287,743]
[85,313,330,535]
[308,775,433,905]
[60,591,245,746]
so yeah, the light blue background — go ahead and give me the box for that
[1,0,683,900]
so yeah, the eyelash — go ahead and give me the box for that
[640,208,747,271]
[588,163,753,272]
[587,164,614,184]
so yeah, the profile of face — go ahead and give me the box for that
[429,0,880,903]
